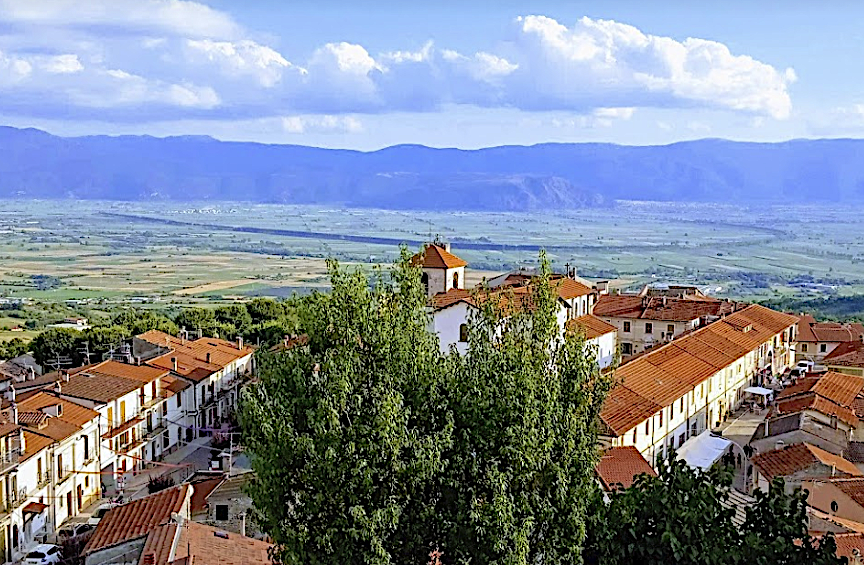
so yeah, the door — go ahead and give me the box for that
[77,485,83,510]
[67,491,73,516]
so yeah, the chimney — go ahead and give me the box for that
[4,385,15,404]
[142,554,155,565]
[198,328,203,340]
[171,357,177,372]
[662,296,668,307]
[10,401,17,426]
[54,381,62,395]
[62,371,70,383]
[240,513,246,537]
[206,352,211,364]
[236,337,243,350]
[444,242,451,253]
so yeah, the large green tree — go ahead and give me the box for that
[583,455,845,565]
[110,309,178,336]
[239,249,613,565]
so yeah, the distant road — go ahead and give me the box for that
[104,212,781,253]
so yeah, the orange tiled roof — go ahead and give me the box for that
[778,372,864,408]
[58,373,144,404]
[600,385,662,437]
[549,275,594,299]
[774,393,859,427]
[410,244,467,269]
[22,430,53,461]
[594,294,743,321]
[85,484,190,555]
[69,360,168,383]
[140,521,271,565]
[600,304,798,436]
[824,341,864,368]
[567,314,617,340]
[18,391,99,428]
[595,446,657,490]
[189,476,224,514]
[139,331,253,382]
[751,443,861,480]
[797,316,864,343]
[825,478,864,508]
[833,533,864,562]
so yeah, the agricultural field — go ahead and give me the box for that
[2,199,864,340]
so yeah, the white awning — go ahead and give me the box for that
[677,431,732,471]
[744,386,774,397]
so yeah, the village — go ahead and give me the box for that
[1,243,864,563]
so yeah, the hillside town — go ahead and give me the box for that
[2,243,864,563]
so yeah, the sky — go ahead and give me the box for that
[0,0,862,149]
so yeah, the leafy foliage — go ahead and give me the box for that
[173,308,217,337]
[239,249,612,565]
[0,337,29,360]
[583,454,845,565]
[110,309,178,336]
[147,474,176,494]
[31,325,130,367]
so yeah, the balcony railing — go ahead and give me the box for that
[0,448,20,473]
[36,471,51,489]
[5,487,28,511]
[57,466,74,484]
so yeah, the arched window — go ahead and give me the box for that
[831,500,839,513]
[452,270,459,289]
[421,272,429,294]
[459,324,468,343]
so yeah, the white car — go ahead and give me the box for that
[796,360,815,373]
[23,544,62,565]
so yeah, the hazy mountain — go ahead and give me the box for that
[1,127,864,210]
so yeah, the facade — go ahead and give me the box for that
[797,314,864,363]
[750,412,850,457]
[567,314,618,370]
[802,478,864,526]
[412,243,467,297]
[594,292,744,357]
[750,442,861,493]
[190,471,260,539]
[599,304,798,465]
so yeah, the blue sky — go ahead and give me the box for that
[0,0,861,149]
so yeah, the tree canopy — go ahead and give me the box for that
[239,249,613,565]
[583,454,845,565]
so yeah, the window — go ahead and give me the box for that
[452,271,459,289]
[85,476,89,488]
[215,505,229,521]
[831,501,839,513]
[120,401,126,422]
[708,377,712,393]
[680,398,684,412]
[176,393,182,408]
[622,343,632,355]
[459,324,468,343]
[802,343,808,352]
[421,273,429,294]
[623,321,631,333]
[645,421,650,434]
[107,407,113,427]
[820,343,827,353]
[645,323,653,334]
[670,402,674,418]
[667,324,675,334]
[57,454,63,480]
[699,384,704,398]
[83,434,89,461]
[658,411,663,426]
[632,429,637,443]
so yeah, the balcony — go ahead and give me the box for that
[36,471,50,489]
[0,448,20,474]
[117,439,145,455]
[4,487,28,511]
[102,417,144,440]
[57,466,74,485]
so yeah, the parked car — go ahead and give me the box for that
[23,544,62,565]
[797,360,815,372]
[87,503,115,526]
[58,521,94,540]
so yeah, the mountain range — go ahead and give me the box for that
[1,126,864,211]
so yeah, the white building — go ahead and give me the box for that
[600,304,798,466]
[797,314,864,363]
[567,314,618,370]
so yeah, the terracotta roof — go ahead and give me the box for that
[17,411,48,427]
[567,314,617,340]
[778,372,864,407]
[773,393,859,427]
[751,443,861,480]
[601,304,797,436]
[18,391,99,428]
[600,385,662,437]
[410,244,467,269]
[595,446,656,490]
[141,521,271,565]
[826,478,864,508]
[549,275,593,299]
[268,334,309,353]
[832,533,864,562]
[85,485,190,555]
[593,294,743,321]
[0,422,18,438]
[847,442,864,464]
[22,430,53,461]
[140,331,253,383]
[797,316,864,343]
[22,501,48,515]
[58,372,144,404]
[189,476,224,514]
[825,341,864,368]
[70,360,168,383]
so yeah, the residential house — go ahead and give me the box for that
[750,412,850,457]
[593,291,745,357]
[801,478,864,528]
[83,484,192,565]
[135,331,254,443]
[137,519,270,565]
[54,361,169,491]
[567,314,618,369]
[16,391,101,528]
[771,371,864,440]
[595,446,656,493]
[824,340,864,377]
[0,355,41,389]
[750,443,861,494]
[189,471,260,538]
[797,314,864,363]
[599,304,798,465]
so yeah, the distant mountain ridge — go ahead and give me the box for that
[1,126,863,210]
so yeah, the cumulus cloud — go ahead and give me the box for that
[0,2,795,125]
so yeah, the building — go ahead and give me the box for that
[16,391,101,530]
[138,519,270,565]
[83,484,192,565]
[567,314,618,369]
[135,331,255,442]
[771,371,864,440]
[824,340,864,377]
[189,471,260,538]
[750,443,861,493]
[750,412,850,457]
[595,446,656,492]
[797,314,864,363]
[412,243,467,298]
[593,292,744,357]
[599,304,798,465]
[801,478,864,528]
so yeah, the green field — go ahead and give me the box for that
[1,199,864,340]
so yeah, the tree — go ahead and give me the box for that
[174,308,216,337]
[239,252,453,565]
[215,304,253,331]
[147,474,176,494]
[110,310,178,336]
[0,337,29,360]
[583,454,845,565]
[239,249,612,565]
[245,297,285,325]
[31,327,82,367]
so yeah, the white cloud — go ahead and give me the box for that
[0,5,795,123]
[280,115,362,134]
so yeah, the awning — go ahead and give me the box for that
[677,431,732,471]
[22,502,47,515]
[744,386,774,397]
